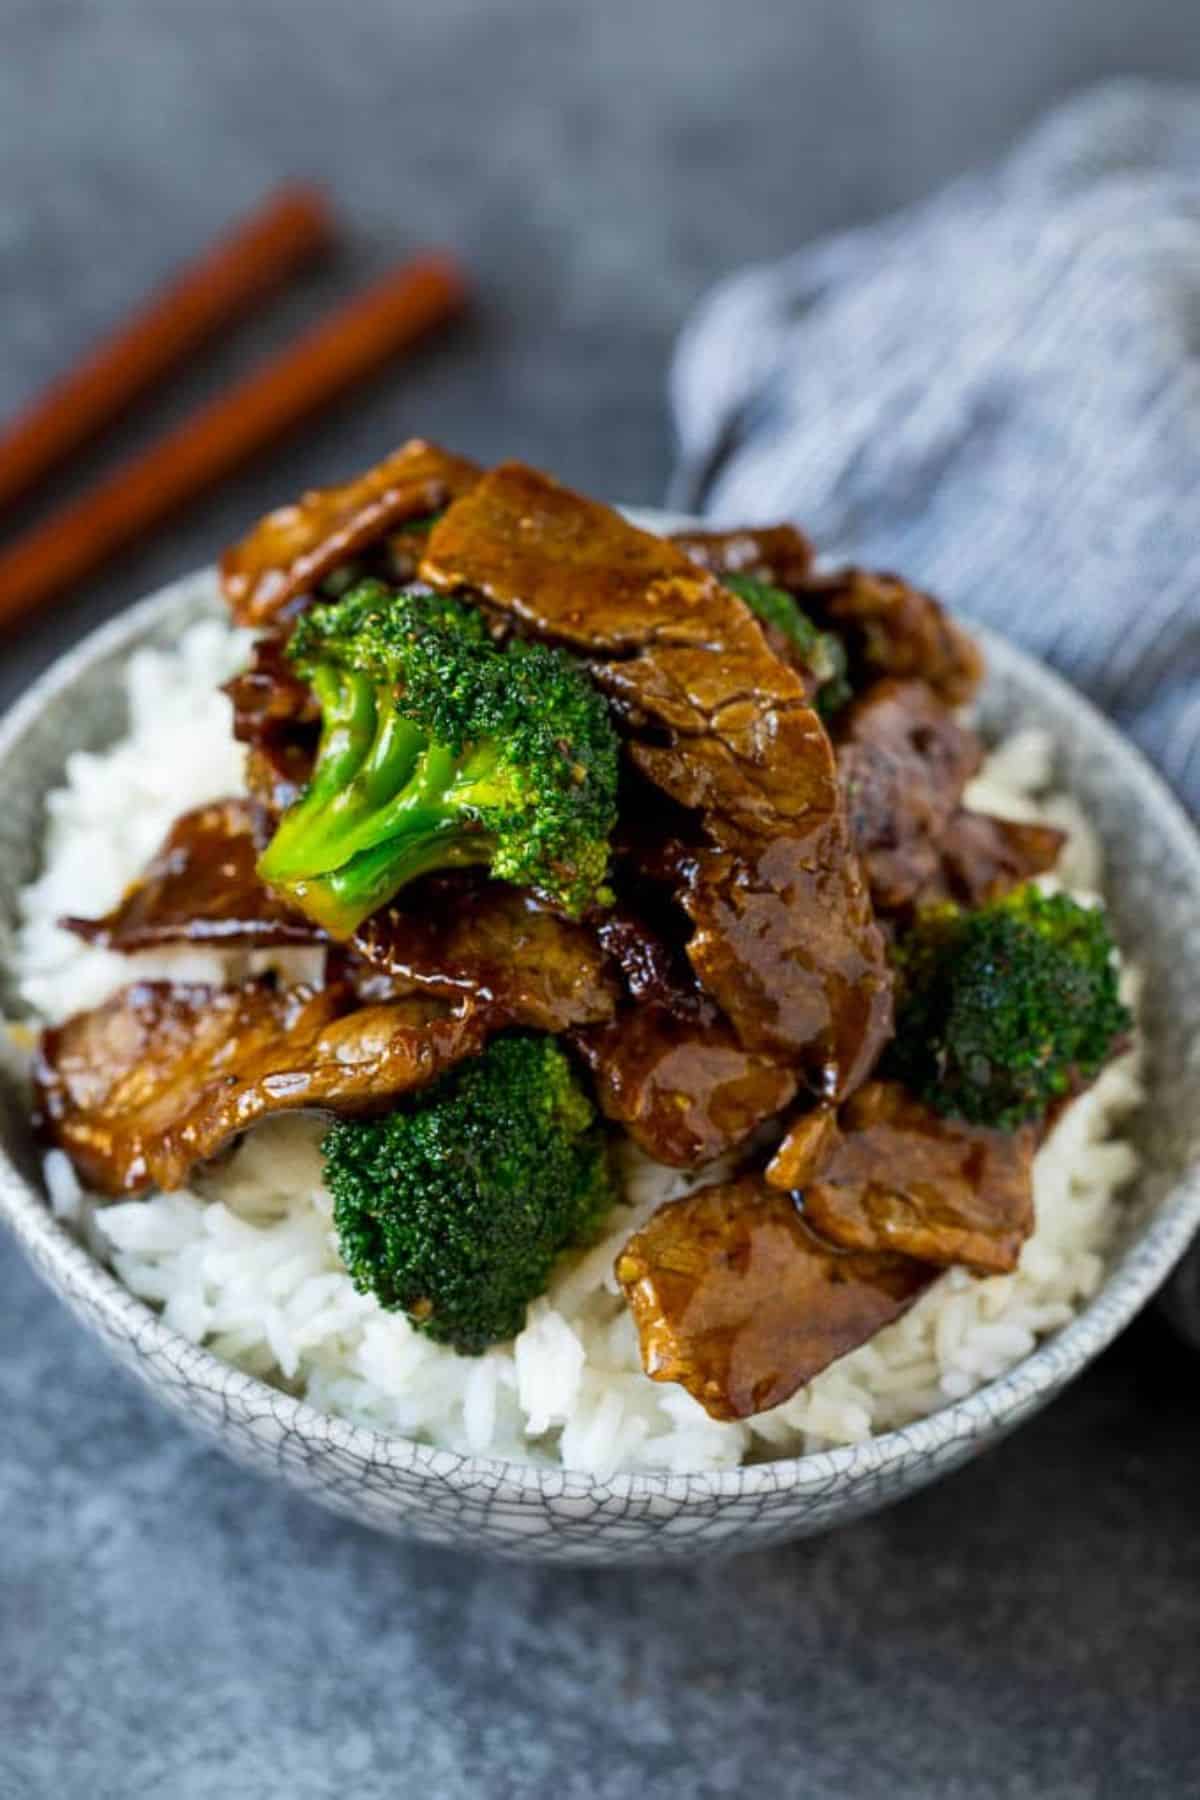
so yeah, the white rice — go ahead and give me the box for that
[9,621,1144,1479]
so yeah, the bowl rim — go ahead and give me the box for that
[2,549,1200,1503]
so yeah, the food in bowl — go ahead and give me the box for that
[14,442,1141,1478]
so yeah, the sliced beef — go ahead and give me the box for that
[670,524,814,588]
[835,676,1062,916]
[615,1174,935,1420]
[756,1103,839,1191]
[579,877,800,1165]
[576,1001,797,1167]
[920,810,1066,909]
[224,632,316,738]
[350,883,619,1032]
[602,637,840,833]
[836,678,982,912]
[220,440,481,627]
[35,979,494,1196]
[422,460,756,655]
[224,633,319,815]
[243,737,311,819]
[802,567,984,706]
[676,833,890,1093]
[421,464,892,1097]
[378,524,433,587]
[62,799,321,952]
[768,1080,1037,1276]
[593,907,682,1007]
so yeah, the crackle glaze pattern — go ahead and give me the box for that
[2,533,1199,1564]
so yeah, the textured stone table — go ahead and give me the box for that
[3,5,1200,1795]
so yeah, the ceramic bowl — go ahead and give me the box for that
[3,522,1200,1564]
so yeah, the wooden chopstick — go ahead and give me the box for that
[0,251,469,632]
[0,186,336,515]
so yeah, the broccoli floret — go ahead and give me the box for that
[257,580,619,936]
[724,574,851,717]
[884,886,1131,1129]
[323,1035,616,1353]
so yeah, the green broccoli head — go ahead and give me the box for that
[323,1035,616,1353]
[724,574,851,717]
[257,580,619,935]
[884,886,1131,1129]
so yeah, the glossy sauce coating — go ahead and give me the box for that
[836,677,982,912]
[669,523,815,588]
[616,1174,935,1420]
[576,1000,798,1167]
[350,882,619,1032]
[220,439,480,626]
[35,979,494,1195]
[776,1080,1037,1275]
[62,798,320,950]
[801,566,984,706]
[224,633,319,815]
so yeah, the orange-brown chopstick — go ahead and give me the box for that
[0,251,469,631]
[0,186,336,515]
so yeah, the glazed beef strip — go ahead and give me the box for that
[670,524,832,688]
[615,1174,935,1420]
[420,462,893,1099]
[670,524,815,588]
[918,809,1066,909]
[219,439,481,627]
[35,980,496,1196]
[767,1081,1037,1276]
[224,634,319,816]
[835,677,983,912]
[348,883,619,1032]
[593,905,682,1007]
[590,800,806,1163]
[800,567,984,707]
[575,1000,798,1168]
[62,799,322,951]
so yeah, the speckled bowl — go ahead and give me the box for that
[2,521,1200,1563]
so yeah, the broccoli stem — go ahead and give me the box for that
[287,831,490,936]
[311,668,377,796]
[259,678,426,882]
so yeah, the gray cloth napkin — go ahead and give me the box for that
[670,81,1200,809]
[669,80,1200,1339]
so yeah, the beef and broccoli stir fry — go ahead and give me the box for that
[35,441,1131,1421]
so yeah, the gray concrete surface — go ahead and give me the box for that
[2,3,1199,1795]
